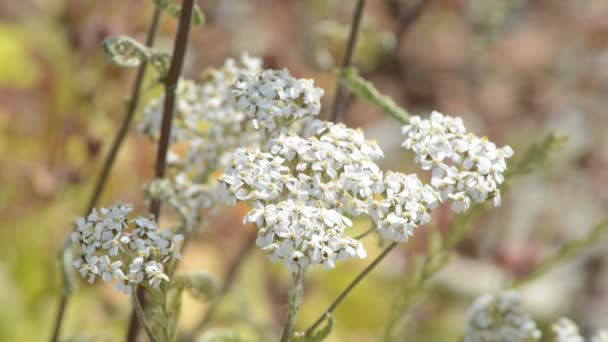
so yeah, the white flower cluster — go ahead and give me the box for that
[139,55,266,228]
[222,121,390,271]
[552,318,584,342]
[232,69,324,133]
[222,121,385,215]
[369,172,439,242]
[245,201,366,272]
[70,203,183,295]
[402,111,513,213]
[552,318,608,342]
[465,290,542,342]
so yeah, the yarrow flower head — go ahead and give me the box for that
[221,120,392,272]
[70,203,183,295]
[369,171,440,242]
[222,120,385,214]
[232,69,324,133]
[402,111,514,213]
[551,318,584,342]
[245,200,366,273]
[465,290,542,342]
[138,54,266,228]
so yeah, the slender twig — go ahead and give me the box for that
[125,1,197,341]
[132,289,159,342]
[280,270,306,342]
[354,224,375,240]
[394,0,431,53]
[514,221,608,287]
[303,242,398,337]
[49,8,163,342]
[182,233,257,340]
[329,0,367,123]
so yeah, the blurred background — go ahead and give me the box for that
[1,0,608,341]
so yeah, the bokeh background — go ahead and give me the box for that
[1,0,608,341]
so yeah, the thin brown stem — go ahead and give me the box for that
[49,7,162,342]
[125,1,197,341]
[184,233,256,340]
[394,0,431,53]
[303,242,398,337]
[329,0,366,123]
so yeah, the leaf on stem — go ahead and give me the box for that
[339,67,410,124]
[102,36,171,76]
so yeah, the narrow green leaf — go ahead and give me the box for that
[339,67,410,124]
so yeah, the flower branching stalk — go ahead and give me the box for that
[303,242,398,337]
[330,0,367,122]
[126,1,197,341]
[50,7,163,342]
[280,270,306,342]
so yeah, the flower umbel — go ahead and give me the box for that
[70,203,183,295]
[402,111,514,213]
[465,290,542,342]
[232,69,324,133]
[245,200,366,273]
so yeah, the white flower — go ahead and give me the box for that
[592,330,608,342]
[139,55,266,225]
[402,111,513,213]
[70,203,182,295]
[551,318,584,342]
[370,171,439,242]
[232,69,324,133]
[465,290,542,342]
[245,200,365,273]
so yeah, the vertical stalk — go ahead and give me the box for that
[329,0,366,123]
[125,1,197,341]
[49,7,162,342]
[279,270,306,342]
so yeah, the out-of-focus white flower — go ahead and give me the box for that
[232,69,324,133]
[369,171,439,242]
[245,200,366,273]
[139,54,266,227]
[402,111,513,213]
[592,330,608,342]
[465,290,542,342]
[70,203,183,294]
[551,318,584,342]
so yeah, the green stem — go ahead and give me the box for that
[304,242,398,337]
[49,7,162,342]
[132,289,159,342]
[280,270,306,342]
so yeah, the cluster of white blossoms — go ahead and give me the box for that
[466,291,608,342]
[232,68,324,133]
[70,203,183,295]
[369,171,439,242]
[402,111,514,213]
[245,201,366,272]
[552,318,584,342]
[220,67,516,273]
[552,318,608,342]
[465,290,542,342]
[138,55,266,227]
